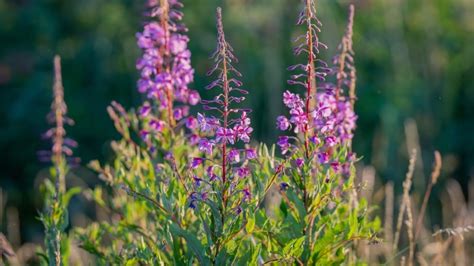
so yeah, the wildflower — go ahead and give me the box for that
[216,127,235,144]
[191,158,204,169]
[149,119,165,132]
[276,116,290,131]
[242,188,251,202]
[189,199,197,209]
[280,182,289,191]
[39,56,78,166]
[236,167,250,178]
[140,130,150,140]
[233,112,253,143]
[235,206,243,215]
[135,0,199,124]
[198,113,219,133]
[192,175,202,187]
[317,152,329,164]
[173,108,183,120]
[245,148,257,160]
[228,149,240,163]
[188,90,200,105]
[139,103,151,117]
[185,116,198,129]
[276,0,330,158]
[295,158,304,168]
[189,134,200,145]
[206,166,218,181]
[330,162,341,172]
[198,138,214,154]
[325,136,337,147]
[277,136,291,155]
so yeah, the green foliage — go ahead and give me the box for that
[38,160,80,266]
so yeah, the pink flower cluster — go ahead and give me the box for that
[189,8,255,212]
[276,0,357,176]
[136,0,200,118]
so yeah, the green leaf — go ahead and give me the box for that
[246,217,255,234]
[169,223,210,265]
[283,236,306,258]
[63,187,81,206]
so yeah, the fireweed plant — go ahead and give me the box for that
[73,0,379,265]
[263,2,379,264]
[38,56,81,265]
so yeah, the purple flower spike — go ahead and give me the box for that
[40,55,79,167]
[136,0,199,125]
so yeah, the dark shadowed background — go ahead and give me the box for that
[0,0,473,245]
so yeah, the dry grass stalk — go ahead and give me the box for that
[384,181,394,258]
[393,149,417,253]
[415,151,442,239]
[417,252,428,266]
[405,196,414,265]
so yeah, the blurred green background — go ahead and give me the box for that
[0,0,473,245]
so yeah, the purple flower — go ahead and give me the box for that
[173,108,183,120]
[295,158,304,168]
[206,166,218,181]
[280,182,289,191]
[192,175,202,187]
[228,149,240,163]
[283,91,303,109]
[234,112,253,143]
[325,136,337,147]
[317,152,329,164]
[245,148,257,160]
[189,134,200,145]
[310,135,320,145]
[149,119,165,132]
[139,103,151,117]
[191,158,204,169]
[198,113,219,133]
[188,90,200,105]
[277,136,291,155]
[330,162,341,172]
[216,127,235,144]
[199,138,215,154]
[140,130,150,140]
[242,187,251,202]
[289,107,307,133]
[237,167,250,178]
[235,206,243,215]
[276,116,290,131]
[136,0,199,123]
[186,116,198,129]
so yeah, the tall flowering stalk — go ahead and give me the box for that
[39,56,79,266]
[136,0,199,127]
[76,2,379,265]
[189,7,255,263]
[276,1,357,177]
[266,3,377,264]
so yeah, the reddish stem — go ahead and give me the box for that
[304,0,315,159]
[159,0,175,127]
